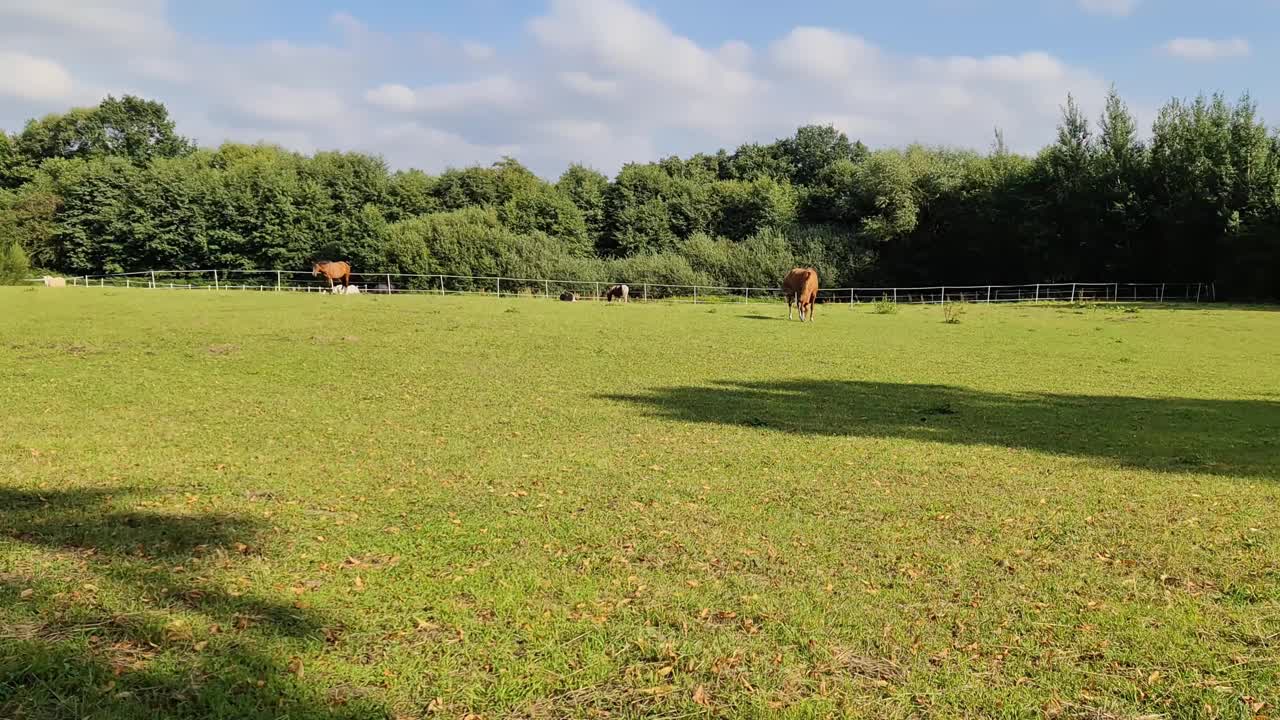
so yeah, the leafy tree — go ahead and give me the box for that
[386,169,439,221]
[15,95,191,167]
[0,241,31,284]
[603,163,678,255]
[0,130,25,189]
[556,164,609,246]
[497,185,590,256]
[711,177,798,240]
[777,124,862,185]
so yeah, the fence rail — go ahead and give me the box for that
[56,270,1216,305]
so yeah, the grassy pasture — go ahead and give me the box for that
[1,288,1279,719]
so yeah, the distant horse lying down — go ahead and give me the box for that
[604,284,629,302]
[782,267,819,321]
[42,276,66,288]
[312,260,351,290]
[559,291,578,302]
[330,284,361,295]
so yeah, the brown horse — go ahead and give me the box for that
[783,267,819,321]
[312,260,351,290]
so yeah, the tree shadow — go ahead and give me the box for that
[603,380,1280,482]
[0,488,385,719]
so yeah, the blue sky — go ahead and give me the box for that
[1,1,1275,177]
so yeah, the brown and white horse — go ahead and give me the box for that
[782,267,819,321]
[312,260,351,290]
[604,284,629,302]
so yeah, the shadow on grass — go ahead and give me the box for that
[603,380,1280,481]
[0,488,385,720]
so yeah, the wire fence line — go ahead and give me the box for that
[57,269,1216,305]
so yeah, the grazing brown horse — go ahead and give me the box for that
[783,267,819,321]
[604,284,629,302]
[312,260,351,290]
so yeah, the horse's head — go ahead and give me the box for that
[312,261,324,276]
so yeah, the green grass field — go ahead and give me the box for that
[2,288,1279,719]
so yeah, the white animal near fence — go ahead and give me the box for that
[42,276,66,288]
[331,284,361,295]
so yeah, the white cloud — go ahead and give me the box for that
[1160,37,1251,61]
[558,71,618,98]
[0,0,1131,176]
[1078,0,1139,17]
[462,42,495,61]
[238,86,346,125]
[770,28,1109,153]
[772,27,879,81]
[530,0,758,99]
[0,0,174,44]
[0,51,74,101]
[365,83,418,112]
[365,75,526,114]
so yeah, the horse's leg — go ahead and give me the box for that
[787,294,793,320]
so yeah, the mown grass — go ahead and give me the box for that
[1,287,1279,719]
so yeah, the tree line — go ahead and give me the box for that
[1,90,1277,298]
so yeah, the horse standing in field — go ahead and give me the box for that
[604,284,629,302]
[783,267,819,322]
[312,260,351,290]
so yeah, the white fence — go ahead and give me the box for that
[59,269,1215,305]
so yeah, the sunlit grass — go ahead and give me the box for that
[2,288,1279,719]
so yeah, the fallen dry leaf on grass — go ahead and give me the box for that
[693,684,710,707]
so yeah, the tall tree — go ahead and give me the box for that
[556,164,610,248]
[15,96,191,167]
[777,125,860,185]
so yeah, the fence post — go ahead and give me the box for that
[849,289,854,306]
[893,287,897,304]
[386,274,392,295]
[1071,282,1077,302]
[745,287,749,303]
[1196,282,1202,303]
[496,277,501,298]
[1035,284,1040,302]
[1211,283,1216,301]
[439,275,445,295]
[101,278,105,288]
[544,279,549,299]
[213,269,219,291]
[150,270,156,289]
[126,278,130,288]
[643,284,648,302]
[987,286,991,303]
[276,270,281,291]
[1113,282,1118,302]
[693,286,698,304]
[940,286,945,304]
